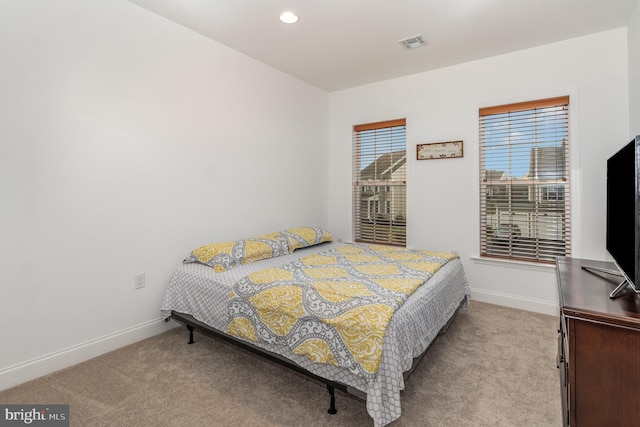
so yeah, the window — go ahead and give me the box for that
[479,96,571,263]
[353,119,406,246]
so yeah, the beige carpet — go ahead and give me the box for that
[0,301,561,426]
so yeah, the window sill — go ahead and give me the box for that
[469,255,556,272]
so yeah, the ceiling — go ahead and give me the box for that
[127,0,638,92]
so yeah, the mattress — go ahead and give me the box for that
[161,242,470,426]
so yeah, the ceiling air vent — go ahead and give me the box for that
[398,35,427,50]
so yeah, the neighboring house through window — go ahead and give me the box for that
[353,119,407,246]
[479,96,571,262]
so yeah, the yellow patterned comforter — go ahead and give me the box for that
[226,244,457,378]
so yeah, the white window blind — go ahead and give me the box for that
[479,96,571,263]
[353,119,407,246]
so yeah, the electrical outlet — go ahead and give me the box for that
[134,273,145,289]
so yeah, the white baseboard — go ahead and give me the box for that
[470,288,559,316]
[0,318,177,392]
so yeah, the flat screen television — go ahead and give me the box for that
[584,135,640,298]
[606,135,640,297]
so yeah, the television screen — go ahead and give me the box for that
[606,136,640,295]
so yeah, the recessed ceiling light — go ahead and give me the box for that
[280,11,299,24]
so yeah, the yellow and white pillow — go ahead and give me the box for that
[280,226,333,253]
[184,226,332,272]
[184,237,284,272]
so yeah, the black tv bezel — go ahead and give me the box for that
[603,135,640,298]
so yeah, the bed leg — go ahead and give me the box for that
[327,385,337,415]
[187,325,195,344]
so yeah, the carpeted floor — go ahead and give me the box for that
[0,301,561,426]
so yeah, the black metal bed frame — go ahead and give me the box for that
[168,301,463,416]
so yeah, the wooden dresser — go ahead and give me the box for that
[556,257,640,426]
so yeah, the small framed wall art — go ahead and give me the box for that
[417,140,464,160]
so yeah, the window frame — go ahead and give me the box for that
[352,118,407,246]
[479,96,571,263]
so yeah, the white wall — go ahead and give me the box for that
[0,0,329,390]
[328,29,629,315]
[630,1,640,137]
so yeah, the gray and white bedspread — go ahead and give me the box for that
[161,242,470,426]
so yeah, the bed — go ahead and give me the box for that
[161,228,470,426]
